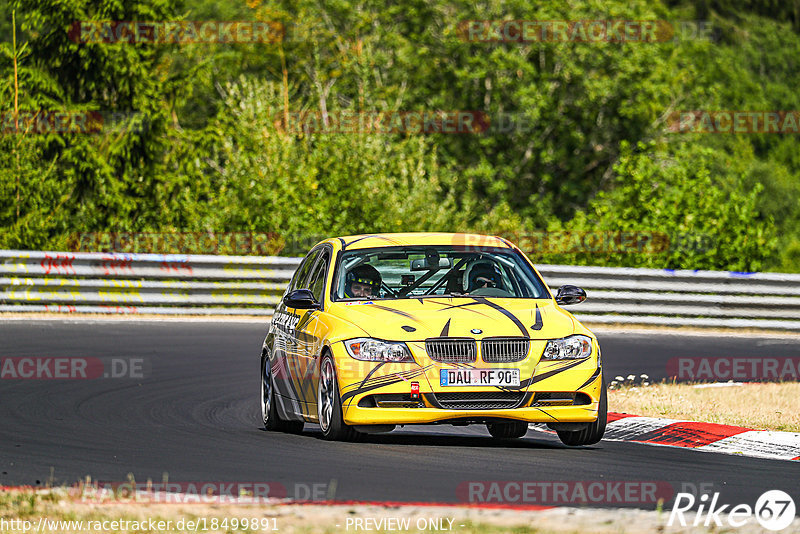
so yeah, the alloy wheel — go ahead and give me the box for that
[318,358,335,432]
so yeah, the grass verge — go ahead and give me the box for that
[608,382,800,432]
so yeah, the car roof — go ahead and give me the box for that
[319,232,513,251]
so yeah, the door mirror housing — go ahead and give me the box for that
[555,285,587,306]
[284,289,321,310]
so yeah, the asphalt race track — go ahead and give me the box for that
[1,320,799,509]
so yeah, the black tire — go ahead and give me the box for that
[317,353,362,441]
[556,381,607,446]
[261,354,304,434]
[487,421,529,439]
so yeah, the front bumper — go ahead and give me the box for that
[332,340,603,426]
[343,404,600,426]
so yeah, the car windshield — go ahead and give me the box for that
[332,246,549,301]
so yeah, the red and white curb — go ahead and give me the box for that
[532,413,800,461]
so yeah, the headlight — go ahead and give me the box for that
[541,335,593,360]
[344,338,414,362]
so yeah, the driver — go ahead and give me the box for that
[465,261,503,293]
[345,264,382,298]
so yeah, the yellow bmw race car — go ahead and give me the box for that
[260,233,606,446]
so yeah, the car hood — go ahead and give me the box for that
[326,297,578,341]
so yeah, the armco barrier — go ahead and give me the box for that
[1,250,799,330]
[0,250,300,316]
[539,265,800,330]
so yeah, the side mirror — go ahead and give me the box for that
[555,285,587,306]
[284,289,320,310]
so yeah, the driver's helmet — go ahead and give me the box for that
[345,264,382,298]
[464,260,503,292]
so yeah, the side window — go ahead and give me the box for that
[289,250,319,293]
[307,250,330,304]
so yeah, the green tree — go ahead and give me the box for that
[201,76,467,253]
[555,141,776,271]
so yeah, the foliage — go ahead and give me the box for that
[0,0,797,272]
[202,77,469,253]
[552,142,777,271]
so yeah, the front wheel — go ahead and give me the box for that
[556,382,607,446]
[261,355,304,433]
[318,353,361,441]
[487,421,529,439]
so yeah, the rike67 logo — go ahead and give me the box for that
[669,490,796,531]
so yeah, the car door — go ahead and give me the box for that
[292,247,332,418]
[272,249,318,411]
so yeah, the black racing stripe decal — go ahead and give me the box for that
[520,391,534,407]
[530,359,587,384]
[428,300,495,318]
[531,304,543,331]
[339,367,430,403]
[342,234,399,250]
[295,311,316,339]
[370,304,417,320]
[422,393,443,409]
[274,351,307,407]
[357,362,387,390]
[343,365,430,392]
[440,318,451,337]
[337,237,346,248]
[341,236,368,250]
[576,367,602,390]
[471,297,528,337]
[340,377,405,403]
[360,367,428,388]
[436,301,483,310]
[498,376,532,391]
[497,236,513,248]
[535,408,559,421]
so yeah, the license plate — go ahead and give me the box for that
[439,368,520,387]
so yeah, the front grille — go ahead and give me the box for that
[433,391,525,410]
[481,337,530,363]
[425,337,477,363]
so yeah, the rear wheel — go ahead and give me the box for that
[556,382,607,446]
[261,355,304,433]
[318,353,362,441]
[487,421,529,439]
